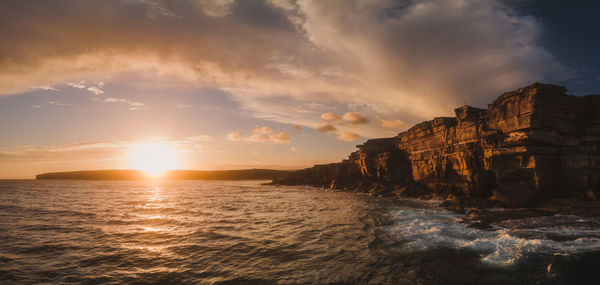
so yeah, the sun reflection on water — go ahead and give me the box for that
[131,183,172,252]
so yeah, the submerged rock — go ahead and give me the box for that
[273,83,600,207]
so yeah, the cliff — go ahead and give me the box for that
[273,83,600,207]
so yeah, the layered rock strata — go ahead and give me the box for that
[273,83,600,207]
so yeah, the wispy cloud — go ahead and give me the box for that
[0,141,129,164]
[227,132,242,141]
[229,126,291,144]
[87,87,103,95]
[48,101,72,106]
[377,117,405,129]
[104,97,145,110]
[31,85,59,91]
[66,81,86,89]
[252,126,272,135]
[81,82,105,95]
[174,103,194,109]
[269,130,291,143]
[186,135,213,142]
[336,130,360,142]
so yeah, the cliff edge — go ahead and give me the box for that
[273,83,600,207]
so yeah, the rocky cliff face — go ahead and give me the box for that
[273,83,600,207]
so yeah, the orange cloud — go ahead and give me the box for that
[316,124,337,133]
[230,126,291,144]
[320,113,340,123]
[377,117,405,129]
[227,132,241,141]
[336,131,360,142]
[342,112,369,124]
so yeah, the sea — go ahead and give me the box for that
[1,180,600,284]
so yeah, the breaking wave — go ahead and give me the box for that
[386,207,600,265]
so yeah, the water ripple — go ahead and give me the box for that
[1,180,600,284]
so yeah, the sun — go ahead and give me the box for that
[129,142,179,177]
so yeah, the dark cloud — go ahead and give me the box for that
[342,112,369,124]
[316,124,337,133]
[0,0,314,94]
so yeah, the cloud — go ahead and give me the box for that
[252,126,272,134]
[377,117,405,129]
[247,132,271,142]
[290,146,296,151]
[227,132,241,141]
[196,0,235,17]
[336,130,360,142]
[104,97,145,110]
[180,134,213,150]
[230,126,291,143]
[48,101,72,106]
[175,103,195,109]
[87,86,104,95]
[65,81,104,94]
[269,130,291,143]
[0,141,130,164]
[316,124,337,133]
[32,105,42,109]
[31,85,59,91]
[186,135,213,142]
[291,124,302,131]
[0,0,566,139]
[320,112,340,123]
[66,81,86,89]
[342,112,369,124]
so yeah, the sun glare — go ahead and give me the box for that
[129,142,179,177]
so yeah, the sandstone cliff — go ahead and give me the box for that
[273,83,600,207]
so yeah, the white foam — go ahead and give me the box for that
[386,208,600,266]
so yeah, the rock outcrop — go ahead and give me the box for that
[273,83,600,207]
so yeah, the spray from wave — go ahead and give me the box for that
[386,207,600,265]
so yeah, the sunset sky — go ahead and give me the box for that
[1,0,599,178]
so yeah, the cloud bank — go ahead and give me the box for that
[0,0,567,138]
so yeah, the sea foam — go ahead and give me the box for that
[386,207,600,266]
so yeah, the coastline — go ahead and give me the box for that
[272,83,600,214]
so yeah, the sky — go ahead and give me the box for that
[1,0,599,178]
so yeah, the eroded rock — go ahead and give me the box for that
[273,83,600,207]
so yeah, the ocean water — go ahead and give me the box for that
[1,180,600,284]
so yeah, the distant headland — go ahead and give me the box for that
[36,169,290,180]
[272,83,600,209]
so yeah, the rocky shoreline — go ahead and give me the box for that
[272,83,600,212]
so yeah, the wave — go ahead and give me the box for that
[386,208,600,266]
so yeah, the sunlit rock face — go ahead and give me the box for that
[273,83,600,207]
